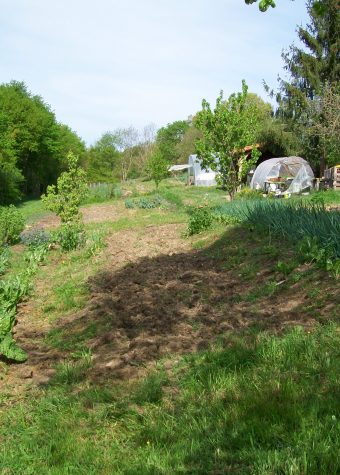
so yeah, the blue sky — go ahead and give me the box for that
[1,0,309,145]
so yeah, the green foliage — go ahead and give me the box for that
[85,183,122,204]
[20,227,50,248]
[187,207,214,235]
[145,147,169,188]
[0,242,49,362]
[216,199,340,274]
[271,0,340,171]
[0,153,23,204]
[0,333,27,362]
[0,325,339,472]
[85,230,107,257]
[42,152,88,224]
[195,81,263,199]
[56,223,86,252]
[235,186,263,200]
[156,120,190,164]
[124,195,165,209]
[84,132,121,183]
[0,81,85,201]
[0,247,10,275]
[0,205,25,246]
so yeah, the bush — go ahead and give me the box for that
[20,227,50,248]
[187,207,214,235]
[57,223,86,252]
[0,205,25,245]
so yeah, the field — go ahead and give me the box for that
[0,180,339,475]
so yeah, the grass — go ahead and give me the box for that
[0,325,339,474]
[1,180,339,474]
[18,198,52,224]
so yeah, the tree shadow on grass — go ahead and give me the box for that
[41,226,338,383]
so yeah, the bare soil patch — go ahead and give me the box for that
[30,202,124,229]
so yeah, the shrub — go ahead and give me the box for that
[20,227,50,248]
[57,223,86,252]
[187,207,214,235]
[42,152,88,224]
[0,205,25,245]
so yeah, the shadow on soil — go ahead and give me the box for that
[13,226,339,384]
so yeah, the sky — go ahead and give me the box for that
[1,0,309,146]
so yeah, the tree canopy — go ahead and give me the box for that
[0,81,85,204]
[195,81,262,199]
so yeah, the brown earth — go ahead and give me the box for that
[27,202,126,229]
[1,218,339,393]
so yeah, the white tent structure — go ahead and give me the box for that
[188,154,217,186]
[250,156,314,194]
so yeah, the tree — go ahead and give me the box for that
[175,124,202,164]
[156,120,190,164]
[0,81,85,201]
[84,132,121,183]
[304,83,340,168]
[42,152,88,251]
[112,127,140,181]
[42,152,87,224]
[145,147,169,188]
[271,0,340,172]
[194,81,262,199]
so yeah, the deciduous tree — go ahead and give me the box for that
[195,81,262,199]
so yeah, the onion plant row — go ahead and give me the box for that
[215,200,340,260]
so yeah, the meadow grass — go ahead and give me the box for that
[0,325,339,474]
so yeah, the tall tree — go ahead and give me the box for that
[276,0,339,117]
[272,0,340,172]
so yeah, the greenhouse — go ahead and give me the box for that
[250,156,314,194]
[188,154,217,186]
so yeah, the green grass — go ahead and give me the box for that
[18,199,52,224]
[1,180,339,474]
[0,325,339,474]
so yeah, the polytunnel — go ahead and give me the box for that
[188,155,217,186]
[250,156,314,194]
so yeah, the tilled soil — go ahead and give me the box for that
[3,222,338,391]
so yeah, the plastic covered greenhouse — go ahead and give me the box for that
[188,155,217,186]
[250,156,314,194]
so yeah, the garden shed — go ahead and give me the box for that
[250,156,314,194]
